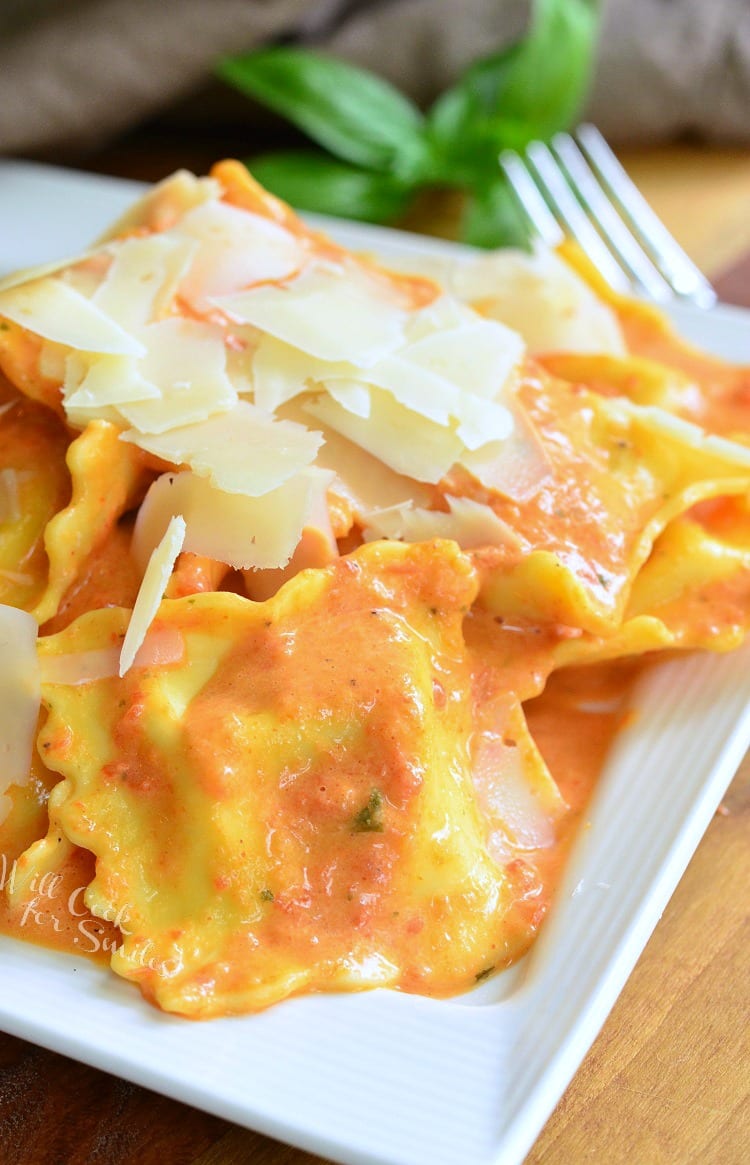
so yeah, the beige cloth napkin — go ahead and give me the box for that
[1,0,749,154]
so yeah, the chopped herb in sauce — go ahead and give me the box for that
[352,788,385,833]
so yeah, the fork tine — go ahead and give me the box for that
[575,124,717,308]
[522,141,633,293]
[498,150,563,247]
[550,132,675,303]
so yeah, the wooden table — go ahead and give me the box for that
[1,145,749,1165]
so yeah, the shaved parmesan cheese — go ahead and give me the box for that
[38,341,69,382]
[473,731,557,852]
[122,400,322,497]
[318,314,520,437]
[61,351,151,428]
[42,646,122,685]
[41,629,185,686]
[305,386,464,484]
[63,351,87,396]
[94,234,199,328]
[0,278,145,356]
[322,379,371,419]
[117,318,237,433]
[278,400,432,517]
[0,248,101,294]
[119,515,186,676]
[97,171,221,242]
[461,398,553,501]
[133,468,331,572]
[363,495,525,550]
[176,200,304,311]
[454,394,514,450]
[0,605,40,823]
[357,352,460,426]
[453,246,626,357]
[250,334,358,413]
[63,355,160,409]
[398,318,524,399]
[405,294,478,339]
[213,262,409,366]
[62,257,110,300]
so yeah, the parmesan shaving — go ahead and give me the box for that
[63,355,160,409]
[394,318,524,400]
[116,318,237,433]
[0,605,40,823]
[175,200,304,310]
[38,341,69,382]
[0,248,102,294]
[323,315,519,437]
[133,469,331,572]
[461,398,553,501]
[278,400,432,518]
[405,293,478,339]
[305,387,465,485]
[452,246,626,356]
[250,334,358,413]
[363,495,525,550]
[122,400,323,497]
[97,171,220,242]
[0,278,145,356]
[41,628,185,686]
[454,394,514,450]
[322,379,372,419]
[355,353,460,426]
[94,234,199,328]
[119,515,186,676]
[213,262,409,366]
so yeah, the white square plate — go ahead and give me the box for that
[0,160,748,1165]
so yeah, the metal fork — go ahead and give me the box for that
[499,123,716,309]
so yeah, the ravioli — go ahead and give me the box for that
[624,497,750,650]
[29,541,565,1015]
[34,420,150,625]
[559,239,750,440]
[0,377,70,611]
[463,369,750,632]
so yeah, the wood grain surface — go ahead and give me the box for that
[1,145,748,1165]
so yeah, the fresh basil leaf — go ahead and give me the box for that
[246,152,413,222]
[461,179,533,250]
[218,48,432,181]
[499,0,602,141]
[427,0,601,173]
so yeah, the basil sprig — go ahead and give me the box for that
[217,0,601,248]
